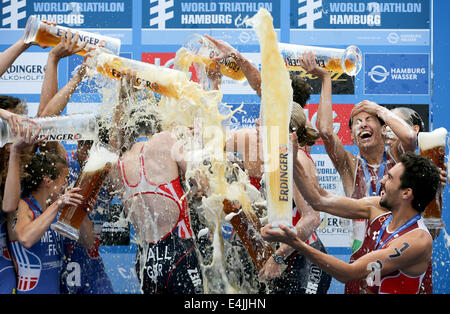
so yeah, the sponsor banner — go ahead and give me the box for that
[289,29,430,46]
[0,52,47,94]
[221,102,354,144]
[289,0,430,46]
[290,70,354,95]
[99,246,141,294]
[25,101,39,117]
[141,0,280,45]
[0,0,132,44]
[364,53,429,95]
[291,0,429,29]
[310,153,351,248]
[305,103,354,145]
[226,103,260,130]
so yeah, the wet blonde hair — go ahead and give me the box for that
[289,101,320,147]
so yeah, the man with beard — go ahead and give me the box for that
[261,133,440,294]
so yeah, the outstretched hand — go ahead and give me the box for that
[204,34,236,62]
[11,120,47,152]
[260,223,300,248]
[49,29,87,60]
[299,50,329,78]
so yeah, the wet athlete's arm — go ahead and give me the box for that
[14,188,83,248]
[37,30,87,116]
[292,133,382,221]
[261,223,431,284]
[2,123,42,213]
[0,39,33,78]
[311,52,355,196]
[37,56,89,117]
[205,35,261,97]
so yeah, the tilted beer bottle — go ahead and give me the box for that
[0,113,98,147]
[89,51,190,99]
[175,33,246,81]
[23,15,121,56]
[279,42,362,76]
[222,199,274,271]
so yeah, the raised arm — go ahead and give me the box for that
[291,133,381,221]
[262,222,432,285]
[204,34,262,97]
[37,54,89,117]
[2,121,43,213]
[0,39,33,78]
[301,51,356,195]
[37,30,87,116]
[351,100,417,156]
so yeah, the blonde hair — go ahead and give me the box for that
[289,101,320,147]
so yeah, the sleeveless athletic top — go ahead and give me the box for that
[351,149,397,200]
[345,211,391,294]
[0,211,16,293]
[348,149,397,269]
[118,143,193,240]
[366,214,430,294]
[10,195,63,294]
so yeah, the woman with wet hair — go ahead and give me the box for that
[7,150,94,294]
[385,107,425,147]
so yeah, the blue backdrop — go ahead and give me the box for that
[1,0,449,294]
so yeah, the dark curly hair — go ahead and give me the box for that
[399,152,440,213]
[21,152,68,198]
[290,73,312,108]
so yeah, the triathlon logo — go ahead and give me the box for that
[297,0,322,29]
[1,0,27,29]
[149,0,174,29]
[368,65,389,83]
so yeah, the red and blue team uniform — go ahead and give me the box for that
[9,195,63,294]
[366,213,430,294]
[0,211,16,294]
[118,143,203,294]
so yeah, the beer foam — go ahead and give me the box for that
[418,127,448,151]
[247,8,293,226]
[84,145,118,172]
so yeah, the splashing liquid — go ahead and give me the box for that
[246,8,294,228]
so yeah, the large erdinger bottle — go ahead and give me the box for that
[222,199,274,271]
[175,33,246,81]
[279,42,362,76]
[90,51,190,99]
[418,127,448,229]
[23,15,121,56]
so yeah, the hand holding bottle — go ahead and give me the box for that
[0,109,37,138]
